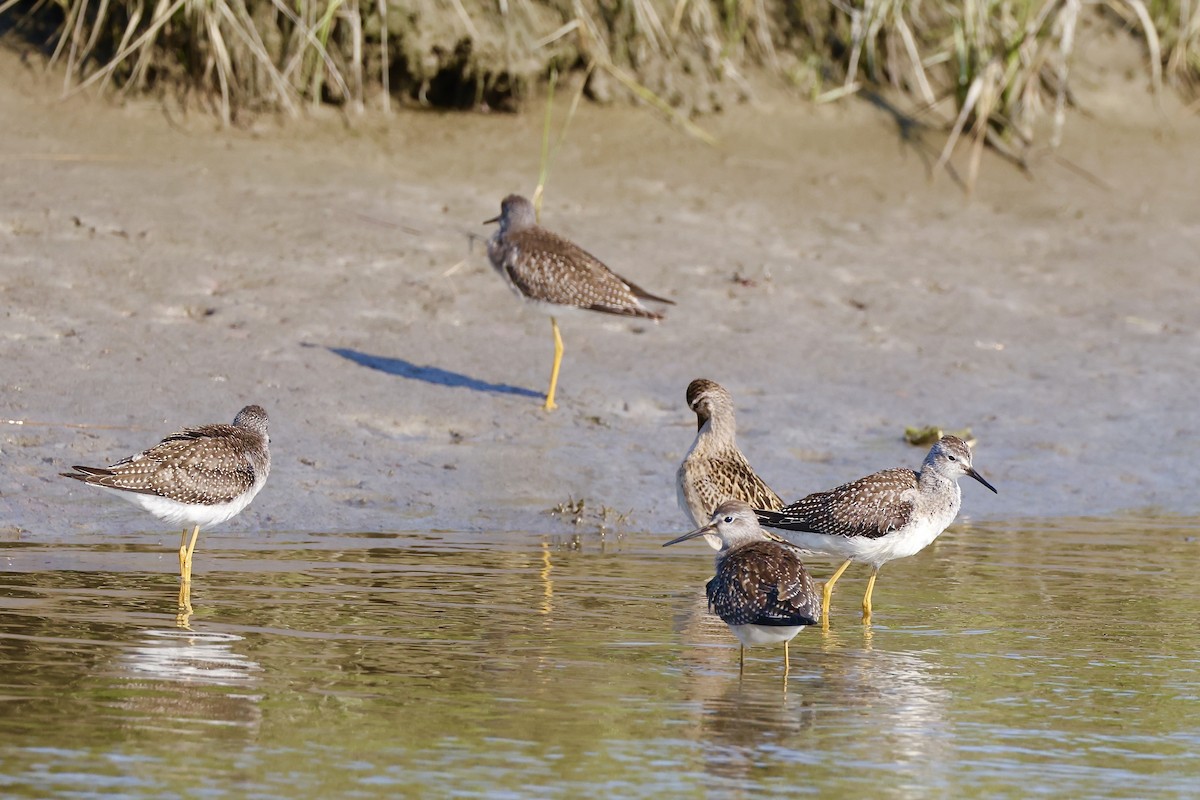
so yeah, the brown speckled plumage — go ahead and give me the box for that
[62,405,271,510]
[62,405,271,595]
[754,435,997,623]
[486,194,672,317]
[664,501,820,671]
[757,468,918,540]
[677,379,783,529]
[755,435,993,542]
[708,538,820,628]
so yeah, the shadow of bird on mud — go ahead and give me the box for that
[320,345,542,399]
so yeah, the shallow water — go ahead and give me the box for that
[2,517,1199,798]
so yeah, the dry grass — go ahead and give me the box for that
[2,0,1197,166]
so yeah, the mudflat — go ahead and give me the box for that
[2,51,1198,536]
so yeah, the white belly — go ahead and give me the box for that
[728,624,805,647]
[101,478,265,529]
[767,513,957,569]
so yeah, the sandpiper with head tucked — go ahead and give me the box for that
[664,500,820,675]
[756,435,996,625]
[61,405,272,590]
[485,194,673,411]
[677,379,783,548]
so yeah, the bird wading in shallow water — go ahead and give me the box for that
[664,500,820,675]
[677,379,783,547]
[756,435,996,626]
[485,194,673,411]
[61,405,271,619]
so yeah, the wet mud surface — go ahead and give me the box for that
[2,52,1198,538]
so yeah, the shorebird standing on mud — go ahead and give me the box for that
[664,500,820,675]
[677,379,783,546]
[756,435,996,625]
[485,194,673,411]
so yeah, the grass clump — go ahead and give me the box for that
[1,0,1197,167]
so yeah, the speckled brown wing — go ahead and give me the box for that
[66,424,259,505]
[706,541,821,627]
[756,468,918,540]
[501,227,669,317]
[688,451,784,519]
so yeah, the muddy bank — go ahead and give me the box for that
[1,52,1198,537]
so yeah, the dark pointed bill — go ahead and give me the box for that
[663,523,717,547]
[967,467,998,494]
[483,214,500,225]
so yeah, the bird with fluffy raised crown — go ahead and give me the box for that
[664,500,820,675]
[61,405,271,595]
[677,379,783,548]
[485,194,673,411]
[756,434,996,625]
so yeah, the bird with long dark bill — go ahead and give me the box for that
[756,434,996,625]
[664,500,820,675]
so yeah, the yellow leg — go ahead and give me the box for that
[783,640,790,676]
[862,566,879,624]
[544,317,563,412]
[182,525,200,584]
[178,528,189,578]
[821,558,854,629]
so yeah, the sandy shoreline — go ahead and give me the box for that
[2,52,1198,537]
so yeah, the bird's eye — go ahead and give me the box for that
[723,515,734,523]
[947,454,957,461]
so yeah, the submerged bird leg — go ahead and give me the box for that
[177,526,200,626]
[182,525,200,583]
[862,566,880,623]
[821,558,854,628]
[176,580,194,629]
[544,316,563,412]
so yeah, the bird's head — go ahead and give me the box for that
[484,194,537,233]
[926,435,996,493]
[663,500,765,551]
[685,378,734,432]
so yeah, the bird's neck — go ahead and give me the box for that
[918,463,953,491]
[713,532,764,566]
[917,467,961,515]
[698,414,736,448]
